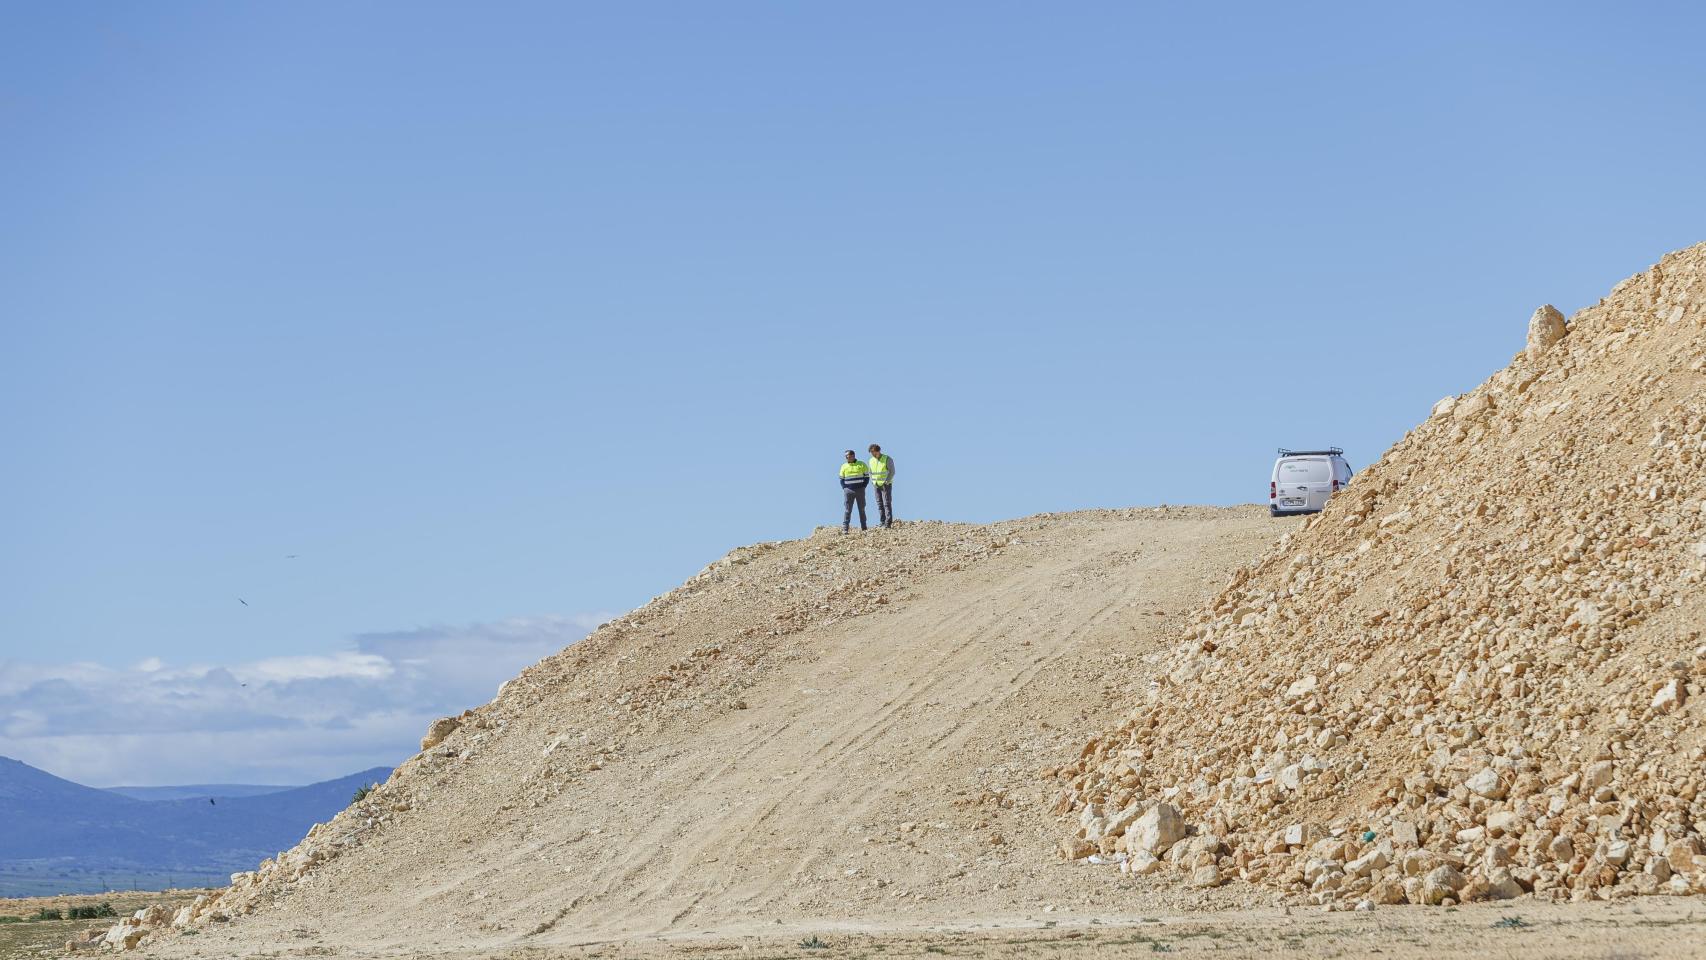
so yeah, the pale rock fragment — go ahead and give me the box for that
[1421,864,1467,905]
[1466,767,1507,800]
[1347,843,1392,878]
[1285,675,1319,700]
[1454,393,1494,421]
[1604,840,1633,866]
[1127,850,1162,875]
[1486,868,1525,900]
[1526,304,1567,360]
[420,716,462,751]
[1284,822,1325,847]
[1652,679,1686,712]
[1126,802,1187,855]
[1058,837,1095,860]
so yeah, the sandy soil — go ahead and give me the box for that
[158,898,1706,958]
[513,898,1706,959]
[138,505,1706,960]
[158,508,1297,956]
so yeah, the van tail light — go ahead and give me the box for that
[1270,482,1277,501]
[1332,478,1341,492]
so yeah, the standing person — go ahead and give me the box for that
[839,450,870,533]
[867,444,895,528]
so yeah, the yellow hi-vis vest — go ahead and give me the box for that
[868,454,892,485]
[840,461,870,482]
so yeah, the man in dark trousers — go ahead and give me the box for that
[839,449,870,533]
[867,443,895,528]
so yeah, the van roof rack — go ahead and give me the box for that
[1277,447,1344,457]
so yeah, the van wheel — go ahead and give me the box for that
[1270,506,1281,517]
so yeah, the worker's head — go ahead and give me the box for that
[868,444,881,455]
[844,450,857,462]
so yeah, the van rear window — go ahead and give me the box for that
[1280,459,1330,482]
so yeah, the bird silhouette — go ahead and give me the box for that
[208,798,216,806]
[238,598,249,606]
[285,555,298,559]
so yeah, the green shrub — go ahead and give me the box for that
[352,782,378,803]
[33,908,63,921]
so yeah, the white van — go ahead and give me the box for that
[1270,448,1352,516]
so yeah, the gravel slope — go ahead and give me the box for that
[1058,242,1706,909]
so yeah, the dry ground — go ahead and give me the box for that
[154,899,1706,958]
[506,898,1706,959]
[0,892,206,960]
[158,508,1290,956]
[135,506,1706,959]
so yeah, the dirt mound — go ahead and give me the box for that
[1053,243,1706,908]
[149,508,1286,955]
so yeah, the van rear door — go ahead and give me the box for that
[1276,457,1333,512]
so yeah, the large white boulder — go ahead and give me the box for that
[1125,802,1187,855]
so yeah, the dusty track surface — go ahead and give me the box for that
[496,898,1705,959]
[156,507,1295,956]
[159,898,1706,958]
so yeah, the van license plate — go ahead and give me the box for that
[1280,498,1304,507]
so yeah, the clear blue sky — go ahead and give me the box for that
[3,2,1703,783]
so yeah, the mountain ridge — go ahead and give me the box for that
[104,784,294,802]
[0,755,390,896]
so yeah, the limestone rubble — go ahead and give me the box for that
[74,898,213,952]
[1052,242,1706,908]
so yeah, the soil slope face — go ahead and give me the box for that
[159,507,1287,955]
[1057,243,1706,907]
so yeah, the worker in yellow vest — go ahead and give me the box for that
[839,450,870,533]
[867,444,896,528]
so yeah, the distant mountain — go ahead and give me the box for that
[0,756,390,896]
[105,783,293,802]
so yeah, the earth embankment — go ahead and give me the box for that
[162,507,1288,956]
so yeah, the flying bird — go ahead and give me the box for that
[208,798,216,806]
[285,554,298,559]
[238,598,249,606]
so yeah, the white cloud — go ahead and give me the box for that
[0,613,610,787]
[231,652,395,684]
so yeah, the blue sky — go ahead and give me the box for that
[3,2,1704,784]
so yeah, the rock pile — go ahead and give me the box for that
[67,897,217,952]
[1052,243,1706,908]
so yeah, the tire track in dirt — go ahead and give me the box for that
[155,508,1289,956]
